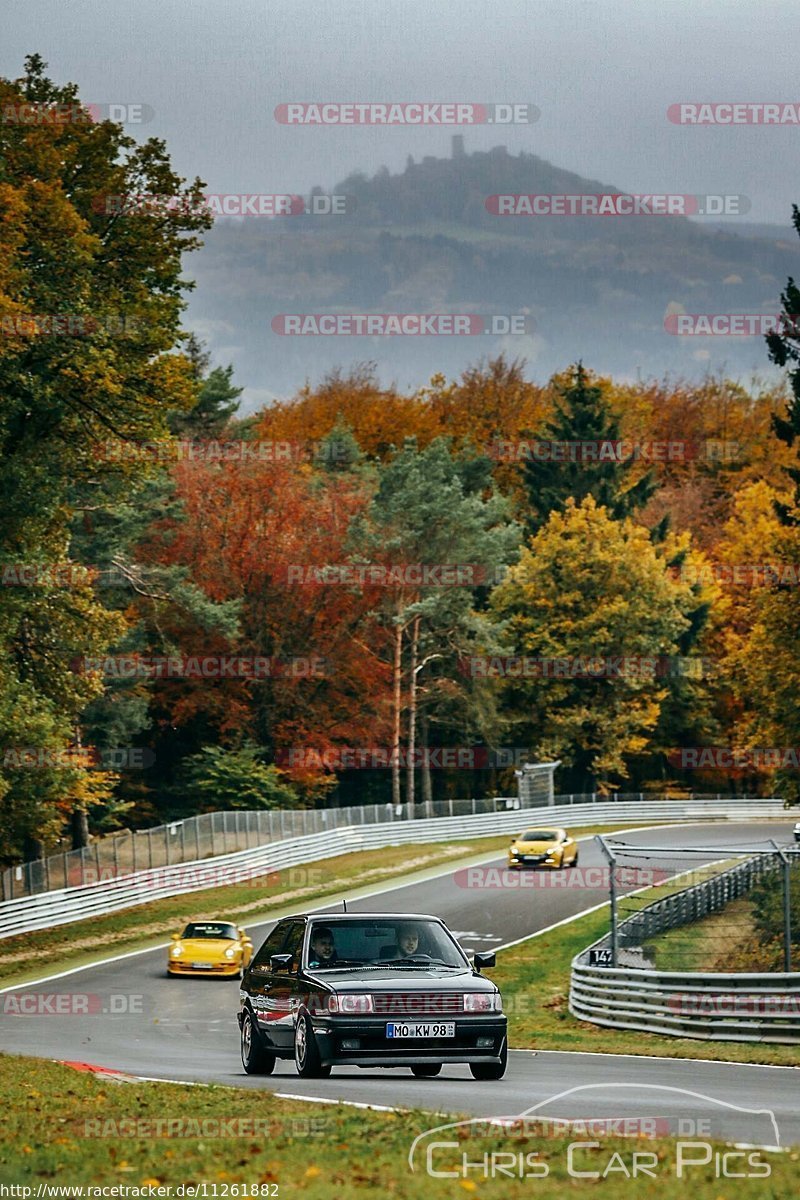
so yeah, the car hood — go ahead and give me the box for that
[305,967,497,993]
[176,938,238,954]
[512,840,558,852]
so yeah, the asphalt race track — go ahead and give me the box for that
[1,822,798,1146]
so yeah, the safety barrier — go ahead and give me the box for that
[0,796,786,939]
[570,842,800,1043]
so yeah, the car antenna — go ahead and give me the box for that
[342,899,347,912]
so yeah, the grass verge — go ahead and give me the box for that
[0,1053,795,1194]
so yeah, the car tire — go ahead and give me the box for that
[570,850,579,868]
[241,1009,276,1075]
[469,1039,508,1081]
[411,1063,442,1077]
[294,1013,331,1078]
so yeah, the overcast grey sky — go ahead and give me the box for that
[4,0,799,225]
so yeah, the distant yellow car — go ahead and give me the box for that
[167,920,254,978]
[508,827,579,870]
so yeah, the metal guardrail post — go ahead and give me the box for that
[596,835,617,966]
[770,840,793,973]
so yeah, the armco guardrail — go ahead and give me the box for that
[570,847,800,1043]
[0,796,787,939]
[570,962,800,1043]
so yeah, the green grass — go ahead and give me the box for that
[0,824,647,990]
[0,1054,796,1194]
[646,896,757,971]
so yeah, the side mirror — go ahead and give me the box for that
[270,953,294,973]
[171,933,180,940]
[474,951,496,971]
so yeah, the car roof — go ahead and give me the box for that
[284,912,444,922]
[517,827,565,835]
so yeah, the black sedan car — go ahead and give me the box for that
[238,912,507,1079]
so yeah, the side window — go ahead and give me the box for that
[251,920,291,969]
[282,922,305,971]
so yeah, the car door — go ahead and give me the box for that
[242,919,292,1049]
[268,920,306,1051]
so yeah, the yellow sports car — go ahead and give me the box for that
[508,827,579,870]
[167,920,254,978]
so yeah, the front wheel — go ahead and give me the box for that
[241,1009,276,1075]
[470,1039,507,1081]
[569,850,579,868]
[294,1014,331,1078]
[411,1063,442,1077]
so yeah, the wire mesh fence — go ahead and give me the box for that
[0,786,778,903]
[1,793,528,901]
[592,836,800,973]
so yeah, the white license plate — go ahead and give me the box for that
[386,1021,455,1038]
[191,962,215,969]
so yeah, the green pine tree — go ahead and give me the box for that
[522,363,656,535]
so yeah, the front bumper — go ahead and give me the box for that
[508,855,558,868]
[168,960,241,976]
[306,1015,508,1066]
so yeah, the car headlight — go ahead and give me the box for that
[171,944,183,957]
[327,994,374,1014]
[224,947,236,959]
[464,993,502,1013]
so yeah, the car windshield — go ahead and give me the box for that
[519,830,559,841]
[182,922,237,940]
[304,918,467,969]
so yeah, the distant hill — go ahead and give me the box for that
[185,144,800,406]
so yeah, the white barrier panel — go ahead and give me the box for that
[0,798,787,938]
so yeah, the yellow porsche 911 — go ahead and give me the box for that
[508,827,579,870]
[167,920,254,978]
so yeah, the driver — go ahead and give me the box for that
[308,925,338,967]
[397,926,420,956]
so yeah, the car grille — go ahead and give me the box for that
[371,992,463,1016]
